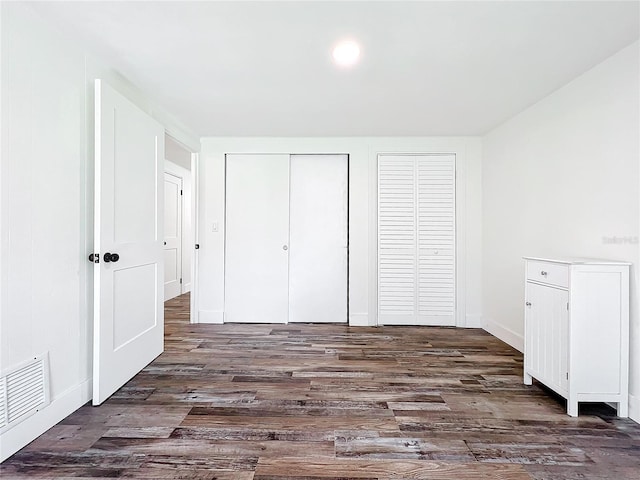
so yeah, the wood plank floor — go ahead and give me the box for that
[2,293,639,479]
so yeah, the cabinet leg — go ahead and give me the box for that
[617,401,629,418]
[523,372,533,385]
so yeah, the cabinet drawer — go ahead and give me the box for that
[526,261,568,288]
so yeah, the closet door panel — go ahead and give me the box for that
[224,154,289,323]
[378,155,417,324]
[289,155,348,323]
[416,155,455,325]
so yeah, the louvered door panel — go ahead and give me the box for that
[378,154,455,326]
[378,156,416,321]
[417,155,455,324]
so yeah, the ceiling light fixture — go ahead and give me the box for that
[332,40,360,67]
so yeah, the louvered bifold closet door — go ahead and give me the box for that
[378,154,456,326]
[417,155,455,325]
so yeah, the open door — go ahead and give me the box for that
[92,79,164,405]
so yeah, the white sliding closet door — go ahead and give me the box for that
[225,153,348,324]
[225,154,290,323]
[378,154,455,326]
[289,155,348,323]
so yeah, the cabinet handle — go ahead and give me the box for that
[540,271,548,276]
[526,302,532,307]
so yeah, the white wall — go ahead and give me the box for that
[0,3,198,461]
[196,137,482,327]
[482,41,640,421]
[1,4,89,462]
[166,135,193,171]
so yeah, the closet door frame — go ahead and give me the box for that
[375,151,466,328]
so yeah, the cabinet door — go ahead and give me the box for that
[525,282,569,395]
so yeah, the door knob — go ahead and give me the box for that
[282,245,288,251]
[103,252,120,263]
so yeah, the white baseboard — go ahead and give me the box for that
[465,313,483,328]
[349,313,372,327]
[0,378,91,462]
[198,310,224,324]
[199,311,373,326]
[630,393,639,424]
[483,317,524,352]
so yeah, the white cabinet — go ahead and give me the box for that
[523,257,630,417]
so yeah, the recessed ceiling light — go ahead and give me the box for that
[332,40,360,67]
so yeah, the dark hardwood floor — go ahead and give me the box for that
[2,293,639,479]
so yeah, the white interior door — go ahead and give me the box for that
[224,154,289,323]
[289,155,348,323]
[378,154,455,326]
[164,172,182,300]
[93,79,164,405]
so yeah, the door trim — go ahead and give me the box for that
[190,152,200,324]
[164,135,199,324]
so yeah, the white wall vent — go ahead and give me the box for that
[0,376,6,430]
[0,353,50,434]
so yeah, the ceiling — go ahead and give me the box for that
[27,1,640,137]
